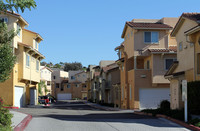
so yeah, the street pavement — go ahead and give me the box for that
[10,110,27,128]
[11,100,190,131]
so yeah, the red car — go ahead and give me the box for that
[39,96,49,105]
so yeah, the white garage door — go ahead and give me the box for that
[14,86,24,108]
[139,88,170,110]
[57,93,72,100]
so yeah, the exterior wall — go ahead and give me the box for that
[40,67,52,95]
[194,32,200,80]
[60,71,69,78]
[134,30,169,56]
[22,30,36,48]
[174,19,197,75]
[152,54,176,84]
[124,27,134,59]
[68,70,82,83]
[75,72,87,83]
[23,51,40,83]
[99,61,115,68]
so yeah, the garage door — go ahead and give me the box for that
[139,88,170,110]
[14,86,24,108]
[57,93,72,100]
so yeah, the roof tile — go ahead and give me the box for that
[126,22,172,29]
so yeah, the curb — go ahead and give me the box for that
[14,113,32,131]
[4,106,19,109]
[134,111,200,131]
[83,101,119,111]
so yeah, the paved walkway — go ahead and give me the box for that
[10,110,27,128]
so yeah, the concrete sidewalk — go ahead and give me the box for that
[10,110,32,131]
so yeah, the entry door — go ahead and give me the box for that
[30,89,37,105]
[14,86,24,108]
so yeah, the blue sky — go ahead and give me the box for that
[20,0,200,67]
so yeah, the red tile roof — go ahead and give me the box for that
[126,22,172,29]
[182,13,200,22]
[148,48,177,53]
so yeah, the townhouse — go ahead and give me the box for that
[86,65,96,101]
[40,66,53,95]
[90,61,115,103]
[115,17,179,110]
[51,68,69,99]
[0,11,45,108]
[165,13,200,109]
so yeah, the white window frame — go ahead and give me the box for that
[1,17,8,23]
[179,42,183,51]
[122,86,124,100]
[129,85,132,100]
[164,58,176,70]
[36,60,39,71]
[144,31,159,44]
[26,54,30,67]
[35,40,38,50]
[17,23,21,37]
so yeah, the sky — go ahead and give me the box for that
[19,0,200,67]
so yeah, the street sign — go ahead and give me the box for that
[182,80,187,101]
[182,80,188,122]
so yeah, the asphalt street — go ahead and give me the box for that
[12,100,190,131]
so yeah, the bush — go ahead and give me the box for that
[0,97,13,131]
[160,100,170,110]
[189,118,200,127]
[188,81,200,115]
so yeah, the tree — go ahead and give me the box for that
[38,81,46,96]
[0,0,36,82]
[0,22,16,82]
[64,62,83,71]
[0,0,36,13]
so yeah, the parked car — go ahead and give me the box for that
[38,96,49,105]
[47,94,56,103]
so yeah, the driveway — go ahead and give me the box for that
[11,100,190,131]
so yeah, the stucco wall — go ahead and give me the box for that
[175,19,197,74]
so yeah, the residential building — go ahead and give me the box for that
[86,65,96,100]
[51,68,69,98]
[0,11,45,108]
[115,17,179,110]
[90,61,115,103]
[40,66,53,95]
[99,63,120,107]
[165,13,200,109]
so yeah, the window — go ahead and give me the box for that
[26,54,30,67]
[36,60,39,71]
[197,53,200,74]
[71,76,75,80]
[17,23,20,36]
[56,83,59,88]
[129,85,132,100]
[179,42,183,51]
[67,84,70,88]
[53,76,56,79]
[122,87,124,100]
[76,84,79,88]
[47,81,51,86]
[35,40,38,50]
[144,32,159,43]
[1,17,8,23]
[146,60,150,69]
[165,59,175,70]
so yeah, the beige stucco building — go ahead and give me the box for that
[0,11,45,108]
[165,13,200,109]
[40,66,53,95]
[115,17,179,110]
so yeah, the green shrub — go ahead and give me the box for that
[160,100,170,110]
[188,81,200,115]
[0,97,13,130]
